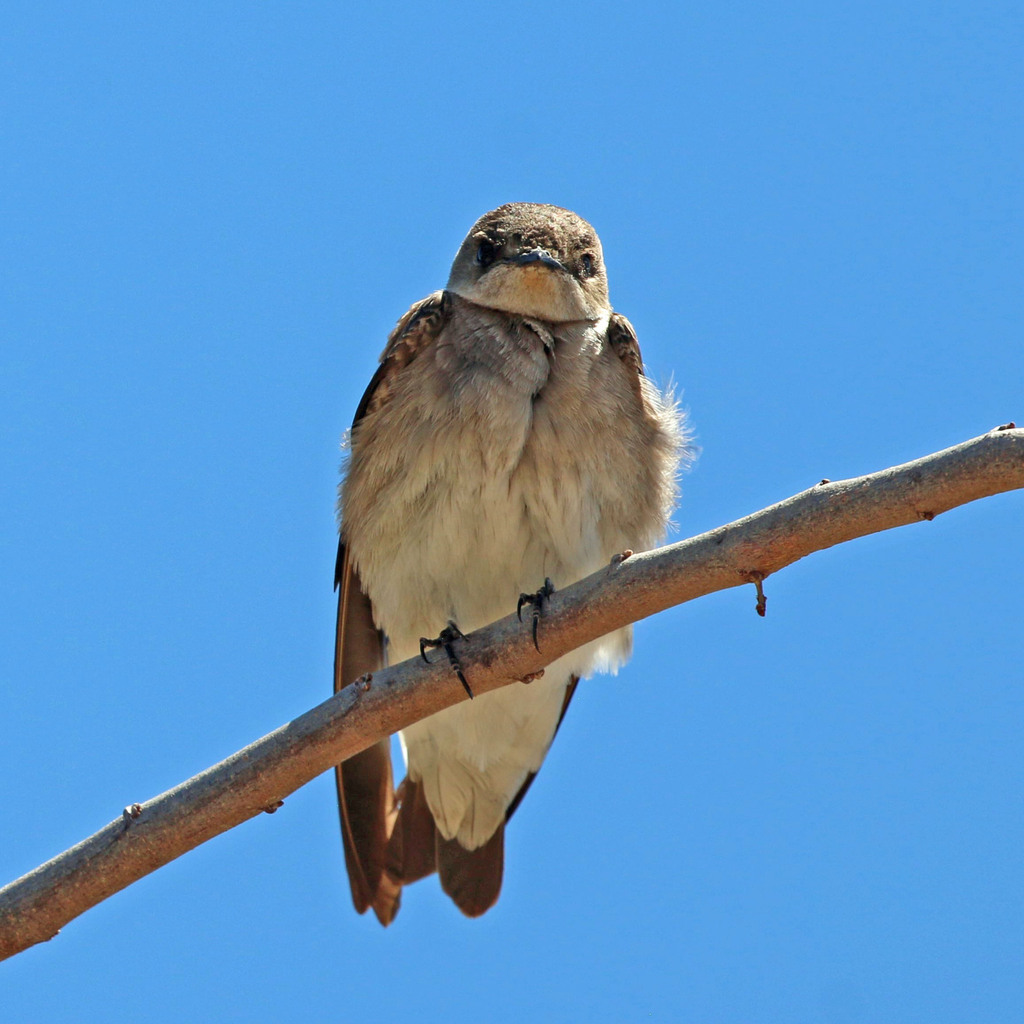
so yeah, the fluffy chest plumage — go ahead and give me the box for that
[341,306,641,660]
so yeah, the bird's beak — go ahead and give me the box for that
[506,248,568,273]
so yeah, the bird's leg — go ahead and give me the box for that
[517,577,555,652]
[419,620,473,698]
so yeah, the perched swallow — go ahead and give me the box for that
[334,203,686,923]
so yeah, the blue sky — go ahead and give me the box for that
[1,3,1021,1021]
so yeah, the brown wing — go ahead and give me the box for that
[607,311,646,405]
[333,546,398,924]
[353,291,449,422]
[334,290,450,926]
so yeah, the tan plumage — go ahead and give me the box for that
[334,203,687,922]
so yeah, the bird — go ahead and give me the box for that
[334,202,687,924]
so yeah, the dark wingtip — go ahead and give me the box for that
[333,539,345,591]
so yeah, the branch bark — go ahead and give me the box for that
[1,427,1021,961]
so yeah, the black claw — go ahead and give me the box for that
[419,621,473,699]
[451,661,472,699]
[517,577,555,652]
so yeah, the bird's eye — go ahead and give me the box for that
[476,241,496,268]
[580,253,597,278]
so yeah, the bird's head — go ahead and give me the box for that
[446,203,610,323]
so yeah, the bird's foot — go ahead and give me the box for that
[517,577,555,652]
[420,621,473,698]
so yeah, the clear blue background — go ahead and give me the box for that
[2,3,1021,1021]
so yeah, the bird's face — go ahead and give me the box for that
[446,203,611,323]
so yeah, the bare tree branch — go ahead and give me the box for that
[1,427,1020,961]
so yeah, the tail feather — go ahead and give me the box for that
[437,826,505,918]
[388,777,437,884]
